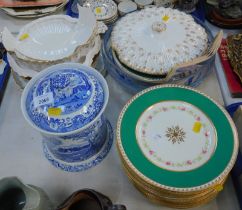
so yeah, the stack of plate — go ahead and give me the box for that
[118,1,138,16]
[117,85,239,209]
[0,0,69,18]
[84,0,118,24]
[2,7,105,89]
[134,0,153,9]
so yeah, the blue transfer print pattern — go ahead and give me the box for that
[43,116,107,163]
[25,69,105,133]
[42,120,114,172]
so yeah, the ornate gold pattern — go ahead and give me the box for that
[165,125,186,144]
[111,7,208,75]
[227,33,242,82]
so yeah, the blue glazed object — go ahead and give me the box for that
[25,69,104,133]
[66,0,84,18]
[101,17,215,94]
[191,0,206,22]
[43,116,107,162]
[42,120,113,172]
[21,63,111,171]
[226,103,242,117]
[0,45,10,105]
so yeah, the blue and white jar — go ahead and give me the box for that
[21,63,110,171]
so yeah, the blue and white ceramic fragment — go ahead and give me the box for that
[21,63,112,172]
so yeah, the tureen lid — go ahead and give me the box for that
[111,7,208,75]
[21,63,108,134]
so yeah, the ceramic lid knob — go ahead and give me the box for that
[152,22,167,33]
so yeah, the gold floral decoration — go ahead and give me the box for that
[166,125,186,144]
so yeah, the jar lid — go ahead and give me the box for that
[21,63,108,134]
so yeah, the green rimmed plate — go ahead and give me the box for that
[117,85,238,192]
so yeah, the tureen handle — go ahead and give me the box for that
[77,5,96,28]
[75,5,97,45]
[83,36,101,66]
[1,27,18,52]
[163,67,177,83]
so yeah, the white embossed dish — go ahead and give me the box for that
[111,7,208,75]
[7,35,102,79]
[84,0,118,21]
[2,6,96,61]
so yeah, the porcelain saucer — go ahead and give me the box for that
[84,0,118,21]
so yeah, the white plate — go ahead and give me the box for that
[111,7,208,75]
[136,100,217,172]
[2,7,96,61]
[84,0,118,21]
[118,1,137,15]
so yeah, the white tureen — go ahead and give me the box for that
[111,7,208,75]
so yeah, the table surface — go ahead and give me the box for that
[0,10,240,210]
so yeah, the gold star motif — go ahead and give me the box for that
[166,126,186,144]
